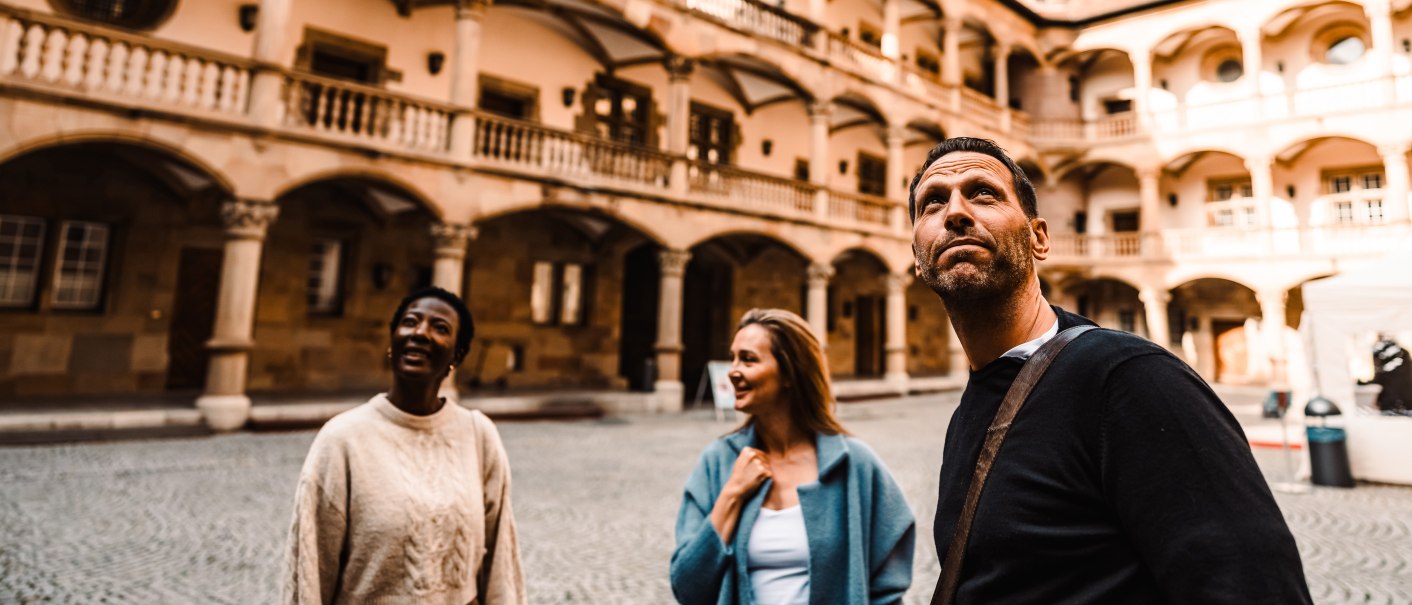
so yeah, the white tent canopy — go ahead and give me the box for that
[1300,245,1412,485]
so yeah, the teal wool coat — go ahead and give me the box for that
[669,425,916,605]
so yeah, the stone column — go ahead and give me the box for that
[248,0,293,127]
[1258,288,1289,384]
[1380,143,1410,223]
[809,101,832,221]
[1138,166,1161,232]
[1239,28,1264,119]
[448,1,486,161]
[884,273,911,393]
[1131,50,1153,129]
[805,262,834,346]
[197,199,279,431]
[942,15,962,112]
[1367,0,1395,87]
[882,0,901,59]
[1245,155,1274,228]
[885,125,907,230]
[1194,313,1216,380]
[431,223,477,401]
[809,0,826,23]
[654,249,692,412]
[1138,286,1171,350]
[993,43,1011,131]
[666,57,695,197]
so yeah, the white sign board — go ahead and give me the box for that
[706,361,736,420]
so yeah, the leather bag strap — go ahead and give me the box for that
[931,325,1099,605]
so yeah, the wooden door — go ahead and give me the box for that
[165,247,222,391]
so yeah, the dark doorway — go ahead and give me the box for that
[619,244,661,391]
[165,247,222,390]
[682,254,733,403]
[854,295,886,376]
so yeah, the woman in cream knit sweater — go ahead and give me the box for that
[281,286,526,605]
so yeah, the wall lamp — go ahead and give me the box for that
[238,4,259,32]
[1286,185,1296,198]
[561,87,577,108]
[427,51,445,75]
[761,139,773,157]
[838,160,849,175]
[1167,193,1178,207]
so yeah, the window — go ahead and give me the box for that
[297,30,391,85]
[479,75,539,121]
[915,49,940,77]
[1323,167,1387,225]
[1215,59,1243,82]
[0,215,45,308]
[51,221,110,310]
[689,102,734,165]
[1102,98,1132,115]
[1208,178,1253,202]
[794,158,810,181]
[858,22,882,49]
[307,239,345,315]
[1111,210,1140,233]
[531,261,589,326]
[1118,310,1136,334]
[591,76,652,145]
[52,0,175,30]
[857,152,887,196]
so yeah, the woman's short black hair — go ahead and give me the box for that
[389,286,475,365]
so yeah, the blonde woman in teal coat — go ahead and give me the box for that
[670,309,915,605]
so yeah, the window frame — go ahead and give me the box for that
[1322,165,1387,225]
[49,220,112,311]
[49,0,177,31]
[306,237,348,317]
[688,101,735,166]
[0,215,47,310]
[857,152,888,197]
[530,260,591,327]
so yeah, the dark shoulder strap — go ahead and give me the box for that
[931,325,1099,605]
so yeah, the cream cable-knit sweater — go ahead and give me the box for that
[281,394,526,605]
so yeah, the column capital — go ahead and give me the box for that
[885,124,908,146]
[1256,287,1288,307]
[1138,286,1170,306]
[808,100,833,119]
[455,0,489,19]
[1136,165,1162,181]
[884,272,914,292]
[941,13,962,29]
[806,262,835,286]
[665,56,695,81]
[1243,154,1273,171]
[220,199,278,240]
[1378,142,1410,159]
[659,249,692,277]
[431,222,478,258]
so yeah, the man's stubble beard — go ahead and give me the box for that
[917,225,1034,314]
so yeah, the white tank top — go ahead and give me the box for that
[747,505,810,605]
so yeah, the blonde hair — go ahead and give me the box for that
[735,308,848,436]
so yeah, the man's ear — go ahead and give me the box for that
[1030,217,1050,261]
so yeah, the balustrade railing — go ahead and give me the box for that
[473,112,672,188]
[685,0,815,47]
[0,9,250,116]
[1094,112,1136,139]
[689,162,816,217]
[283,72,454,152]
[1030,118,1085,142]
[959,86,1001,131]
[825,32,895,83]
[1047,222,1412,263]
[828,191,892,227]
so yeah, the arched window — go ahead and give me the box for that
[51,0,177,30]
[1215,59,1244,83]
[1324,36,1365,65]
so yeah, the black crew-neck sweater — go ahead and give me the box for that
[933,306,1311,604]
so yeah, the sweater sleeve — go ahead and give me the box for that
[281,431,350,605]
[862,446,916,605]
[475,412,527,605]
[1099,353,1312,604]
[669,447,733,605]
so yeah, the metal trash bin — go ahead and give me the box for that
[1305,396,1355,488]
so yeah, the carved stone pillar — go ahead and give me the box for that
[1139,286,1171,350]
[1245,155,1274,228]
[654,249,692,412]
[885,125,907,230]
[666,57,695,197]
[431,222,477,402]
[1380,144,1410,223]
[1258,288,1289,384]
[197,199,279,431]
[248,0,294,128]
[805,263,834,345]
[884,272,911,393]
[809,101,832,221]
[448,1,487,161]
[1138,166,1161,232]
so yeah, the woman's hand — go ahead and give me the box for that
[709,447,772,544]
[723,447,773,500]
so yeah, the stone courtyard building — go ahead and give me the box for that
[0,0,1407,428]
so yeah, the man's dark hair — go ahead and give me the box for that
[907,137,1038,221]
[389,286,475,366]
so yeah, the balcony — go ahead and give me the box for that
[473,111,673,194]
[282,71,456,154]
[824,32,896,84]
[683,0,817,48]
[1046,221,1411,264]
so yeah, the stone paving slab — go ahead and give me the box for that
[0,394,1408,604]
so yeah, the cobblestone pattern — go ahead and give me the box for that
[0,395,1409,604]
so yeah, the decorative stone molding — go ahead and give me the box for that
[431,223,479,259]
[220,199,279,240]
[807,100,833,119]
[1138,287,1170,306]
[664,56,695,81]
[884,272,913,292]
[658,249,692,277]
[806,262,835,286]
[456,0,489,18]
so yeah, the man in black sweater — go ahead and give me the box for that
[909,137,1312,603]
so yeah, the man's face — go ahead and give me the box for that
[911,151,1048,305]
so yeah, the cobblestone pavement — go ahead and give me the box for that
[1,393,1409,604]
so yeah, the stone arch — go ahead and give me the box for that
[489,0,677,69]
[473,199,671,249]
[694,52,817,109]
[0,131,236,198]
[831,90,891,131]
[682,228,818,263]
[272,169,444,220]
